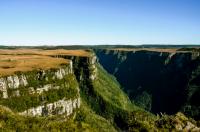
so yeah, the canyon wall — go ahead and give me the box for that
[0,61,81,117]
[51,54,97,82]
[0,51,98,118]
[95,49,200,120]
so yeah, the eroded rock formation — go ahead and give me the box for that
[20,97,80,116]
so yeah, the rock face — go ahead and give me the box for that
[0,52,100,119]
[28,84,60,95]
[0,78,8,98]
[88,56,97,81]
[55,66,72,80]
[52,55,98,82]
[6,75,27,89]
[20,97,81,116]
[0,65,72,99]
[95,49,200,120]
[0,62,81,118]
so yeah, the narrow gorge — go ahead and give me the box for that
[95,48,200,120]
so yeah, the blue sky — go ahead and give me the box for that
[0,0,199,45]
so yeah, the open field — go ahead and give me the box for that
[0,49,91,76]
[39,49,92,57]
[0,55,69,76]
[0,49,91,57]
[108,48,193,53]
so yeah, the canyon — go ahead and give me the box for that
[96,48,200,120]
[0,47,199,131]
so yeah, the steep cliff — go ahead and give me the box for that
[0,49,119,131]
[0,48,199,131]
[95,49,200,120]
[0,61,81,117]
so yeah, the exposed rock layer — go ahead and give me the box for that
[0,61,81,118]
[20,97,80,116]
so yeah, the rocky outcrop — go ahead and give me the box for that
[5,75,28,89]
[156,112,200,131]
[28,84,60,95]
[0,56,83,120]
[51,54,98,82]
[0,65,72,99]
[88,56,97,81]
[54,63,73,79]
[19,97,81,116]
[0,78,8,98]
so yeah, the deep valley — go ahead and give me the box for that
[0,46,200,131]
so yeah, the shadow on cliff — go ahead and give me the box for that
[95,49,200,120]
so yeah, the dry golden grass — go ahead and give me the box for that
[0,55,69,77]
[0,49,92,76]
[39,49,92,57]
[0,49,91,57]
[0,49,42,55]
[109,48,190,53]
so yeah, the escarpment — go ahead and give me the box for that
[0,63,80,117]
[0,49,100,120]
[50,54,97,82]
[0,53,81,117]
[95,48,200,120]
[0,49,119,131]
[0,48,199,131]
[0,49,99,120]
